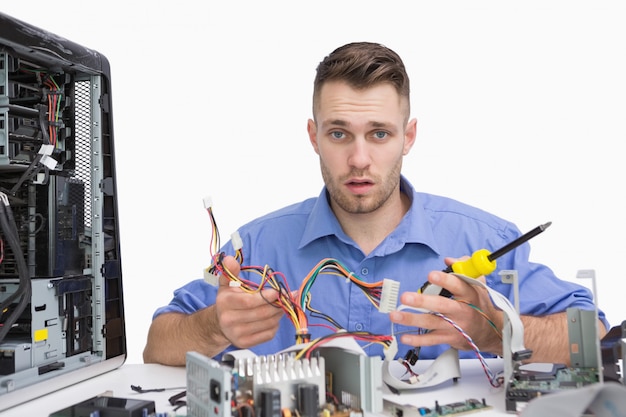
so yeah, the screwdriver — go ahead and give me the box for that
[419,222,552,297]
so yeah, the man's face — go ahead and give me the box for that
[308,81,416,216]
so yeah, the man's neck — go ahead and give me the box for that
[333,191,411,256]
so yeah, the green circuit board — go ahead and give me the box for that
[389,398,492,417]
[505,364,599,412]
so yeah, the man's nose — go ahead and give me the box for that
[347,137,371,169]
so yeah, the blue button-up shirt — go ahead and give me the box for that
[154,177,606,360]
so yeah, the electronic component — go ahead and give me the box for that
[258,388,281,417]
[388,398,492,417]
[505,364,599,413]
[318,345,383,413]
[600,320,625,383]
[185,343,383,417]
[568,308,600,368]
[49,395,156,417]
[186,350,326,417]
[379,278,401,313]
[240,354,325,412]
[0,11,126,411]
[186,351,234,417]
[505,306,607,412]
[297,383,319,417]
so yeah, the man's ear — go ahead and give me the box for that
[403,117,417,155]
[307,119,320,154]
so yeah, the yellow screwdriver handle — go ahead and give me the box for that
[451,248,497,278]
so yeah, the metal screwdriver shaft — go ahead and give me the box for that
[488,221,552,262]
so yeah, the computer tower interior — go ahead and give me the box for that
[0,11,126,410]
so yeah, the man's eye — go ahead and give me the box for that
[331,131,345,139]
[374,131,388,140]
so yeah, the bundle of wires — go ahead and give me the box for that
[202,201,393,347]
[8,66,61,195]
[394,300,504,388]
[19,65,63,148]
[433,310,504,387]
[203,200,309,343]
[297,258,389,331]
[294,331,395,360]
[42,74,63,147]
[0,193,32,344]
[211,253,310,344]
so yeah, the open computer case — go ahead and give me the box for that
[0,12,126,411]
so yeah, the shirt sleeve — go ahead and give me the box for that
[490,240,610,330]
[151,278,218,319]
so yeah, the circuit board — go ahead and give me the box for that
[505,363,599,412]
[388,398,492,417]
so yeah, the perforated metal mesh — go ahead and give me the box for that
[73,80,92,228]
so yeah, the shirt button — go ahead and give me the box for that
[355,323,364,331]
[361,268,369,276]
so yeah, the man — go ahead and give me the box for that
[143,42,608,366]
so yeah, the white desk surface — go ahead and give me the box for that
[0,358,513,416]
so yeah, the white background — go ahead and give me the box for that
[2,1,625,364]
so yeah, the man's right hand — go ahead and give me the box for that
[143,255,286,366]
[213,255,285,349]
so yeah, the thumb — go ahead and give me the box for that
[219,255,241,287]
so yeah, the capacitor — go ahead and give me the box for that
[297,383,319,417]
[258,388,281,417]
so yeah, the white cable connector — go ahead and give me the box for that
[38,144,54,156]
[39,154,58,170]
[204,267,219,287]
[231,231,243,251]
[379,279,400,313]
[384,336,398,361]
[202,196,213,209]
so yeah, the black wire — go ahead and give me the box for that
[130,385,165,393]
[307,305,343,329]
[130,385,186,393]
[0,198,32,343]
[208,208,220,250]
[168,390,187,406]
[38,103,51,145]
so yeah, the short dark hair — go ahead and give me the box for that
[312,42,411,118]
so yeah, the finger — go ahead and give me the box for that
[398,290,457,317]
[400,328,462,349]
[225,293,284,317]
[219,255,241,287]
[389,308,446,330]
[428,270,475,298]
[225,317,281,349]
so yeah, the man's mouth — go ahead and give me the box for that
[345,179,374,194]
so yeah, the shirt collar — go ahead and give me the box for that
[299,176,441,255]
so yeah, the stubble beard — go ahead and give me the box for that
[320,159,403,215]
